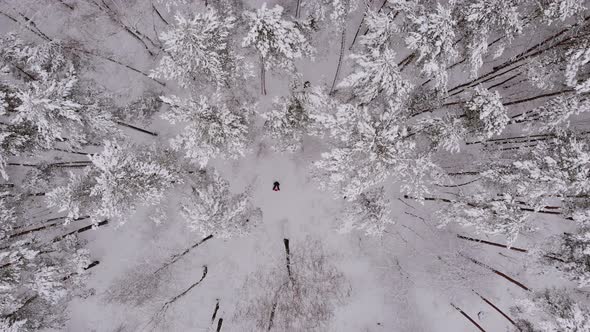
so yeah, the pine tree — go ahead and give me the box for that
[415,113,466,153]
[565,42,590,94]
[9,65,84,149]
[180,170,261,238]
[501,131,590,223]
[405,2,458,90]
[150,8,238,89]
[263,92,311,153]
[543,227,590,288]
[312,103,439,199]
[236,238,349,331]
[339,47,413,104]
[160,95,254,168]
[457,0,524,77]
[0,233,91,331]
[440,130,590,242]
[540,0,587,23]
[465,85,509,139]
[242,3,314,95]
[262,80,332,152]
[339,186,394,236]
[512,288,590,331]
[0,34,118,160]
[0,131,12,181]
[0,192,16,240]
[438,191,533,244]
[359,8,399,53]
[47,141,177,224]
[524,95,590,132]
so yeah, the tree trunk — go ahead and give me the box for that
[295,0,301,18]
[504,89,573,107]
[283,238,295,285]
[149,265,208,322]
[116,121,159,136]
[463,255,530,291]
[51,219,109,243]
[152,4,169,25]
[261,56,267,95]
[330,27,347,95]
[466,133,555,146]
[349,0,375,50]
[8,160,92,168]
[153,234,213,275]
[10,216,90,238]
[211,299,220,322]
[58,0,74,10]
[450,303,487,332]
[457,235,528,253]
[90,0,158,55]
[267,299,278,331]
[404,194,564,217]
[72,47,166,86]
[473,290,520,329]
[0,10,51,42]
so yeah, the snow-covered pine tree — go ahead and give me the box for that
[339,186,394,236]
[542,227,590,288]
[160,94,254,168]
[150,8,238,89]
[512,288,590,331]
[464,85,509,139]
[456,0,524,77]
[236,237,349,331]
[242,3,314,94]
[404,2,458,90]
[439,129,590,242]
[46,140,177,224]
[0,192,16,240]
[522,95,590,132]
[566,40,590,94]
[0,232,92,331]
[438,191,533,244]
[517,19,590,94]
[263,86,312,152]
[359,7,399,53]
[500,131,590,224]
[313,103,440,200]
[114,92,163,126]
[262,79,334,152]
[0,33,118,175]
[415,113,467,153]
[9,65,85,148]
[179,170,261,238]
[338,47,413,104]
[540,0,588,23]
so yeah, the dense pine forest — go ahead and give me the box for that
[1,0,590,331]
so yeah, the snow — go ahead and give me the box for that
[60,148,533,331]
[1,0,590,331]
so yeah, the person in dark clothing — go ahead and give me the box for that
[273,181,280,191]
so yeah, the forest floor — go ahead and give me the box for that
[0,0,571,330]
[63,143,545,331]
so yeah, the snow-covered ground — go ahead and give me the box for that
[2,0,589,331]
[63,145,546,331]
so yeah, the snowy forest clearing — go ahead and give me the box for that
[1,0,590,331]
